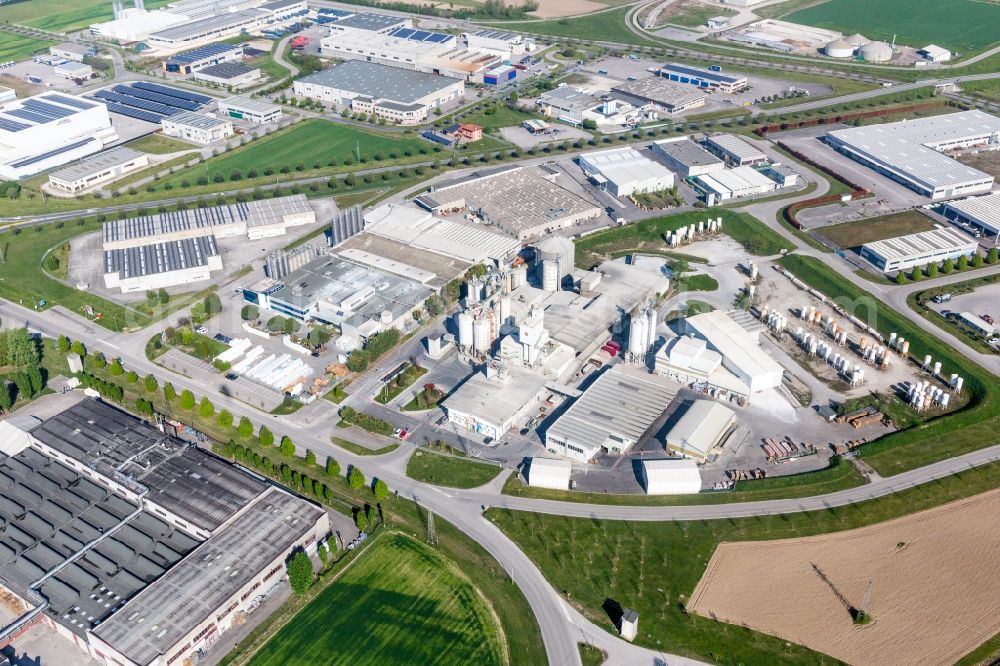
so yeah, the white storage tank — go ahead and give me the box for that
[511,264,528,289]
[499,296,511,325]
[542,259,559,292]
[629,313,648,356]
[472,317,492,354]
[457,312,474,349]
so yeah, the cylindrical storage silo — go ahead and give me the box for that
[511,265,527,289]
[629,314,648,356]
[646,307,657,348]
[542,259,559,292]
[457,312,474,349]
[955,377,964,392]
[933,361,942,376]
[472,318,491,354]
[924,354,932,368]
[499,296,511,325]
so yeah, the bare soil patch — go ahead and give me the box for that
[815,210,938,249]
[957,150,1000,179]
[687,489,1000,666]
[520,0,608,19]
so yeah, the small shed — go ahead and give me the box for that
[526,457,572,490]
[640,459,701,495]
[620,608,638,641]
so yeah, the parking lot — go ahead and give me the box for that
[928,282,1000,325]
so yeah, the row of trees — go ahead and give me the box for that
[896,248,999,284]
[0,329,48,413]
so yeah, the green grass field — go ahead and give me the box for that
[574,208,786,268]
[157,120,433,192]
[123,134,198,154]
[784,0,1000,51]
[0,0,171,32]
[406,451,504,489]
[482,7,661,47]
[0,221,152,331]
[0,32,53,62]
[457,105,540,131]
[489,459,1000,665]
[778,254,1000,475]
[247,533,505,666]
[815,210,937,249]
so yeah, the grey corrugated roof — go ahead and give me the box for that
[297,60,460,104]
[104,235,219,279]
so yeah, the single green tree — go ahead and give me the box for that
[217,409,233,428]
[144,374,158,393]
[164,382,177,402]
[926,262,938,278]
[70,340,86,357]
[305,449,316,466]
[93,352,107,369]
[286,550,313,595]
[199,397,214,418]
[355,511,367,531]
[280,435,295,457]
[348,466,365,490]
[238,416,254,439]
[108,358,124,376]
[374,478,388,500]
[57,335,71,353]
[942,257,954,274]
[179,389,195,410]
[973,252,985,269]
[240,304,259,321]
[125,370,138,383]
[259,425,274,447]
[989,247,999,264]
[326,457,340,477]
[957,254,969,271]
[895,271,907,285]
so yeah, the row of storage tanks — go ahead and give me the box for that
[627,305,658,358]
[666,217,721,248]
[457,297,512,355]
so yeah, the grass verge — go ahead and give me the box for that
[406,450,504,489]
[488,458,1000,665]
[330,436,399,456]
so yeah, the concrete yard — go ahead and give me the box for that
[688,489,1000,666]
[927,282,1000,326]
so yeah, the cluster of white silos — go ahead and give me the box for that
[745,260,759,282]
[457,304,500,357]
[858,337,891,371]
[908,380,951,411]
[759,305,788,336]
[627,305,658,363]
[666,217,720,248]
[886,332,910,356]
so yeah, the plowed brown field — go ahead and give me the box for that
[687,490,1000,666]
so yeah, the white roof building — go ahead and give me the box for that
[640,458,701,494]
[860,226,979,273]
[578,147,675,198]
[919,44,951,62]
[161,111,233,144]
[697,165,777,201]
[665,400,735,461]
[526,457,572,490]
[444,365,548,441]
[545,365,679,462]
[942,191,1000,245]
[685,310,784,395]
[825,110,1000,199]
[957,311,995,337]
[704,134,768,166]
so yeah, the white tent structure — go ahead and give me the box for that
[526,457,572,490]
[640,459,701,494]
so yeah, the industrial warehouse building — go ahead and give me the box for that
[318,26,502,84]
[415,165,601,240]
[579,147,675,198]
[102,195,315,250]
[327,11,409,34]
[145,0,309,50]
[443,364,548,441]
[657,63,748,93]
[464,29,530,58]
[859,226,979,273]
[217,95,281,123]
[545,365,679,462]
[526,457,572,490]
[825,111,1000,199]
[683,310,785,396]
[665,399,736,461]
[49,42,95,62]
[293,60,464,124]
[163,42,245,74]
[610,77,706,114]
[48,147,149,194]
[161,111,233,143]
[54,61,94,80]
[704,134,768,166]
[652,138,725,177]
[0,398,328,666]
[696,165,777,201]
[193,62,260,86]
[942,192,1000,245]
[244,254,433,342]
[0,92,117,180]
[104,234,223,292]
[640,458,702,494]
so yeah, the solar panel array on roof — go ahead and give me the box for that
[7,108,51,124]
[94,90,181,118]
[387,27,452,43]
[131,81,212,105]
[44,93,96,110]
[167,42,240,65]
[22,99,76,119]
[96,101,167,124]
[9,137,98,169]
[0,117,31,132]
[112,84,202,111]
